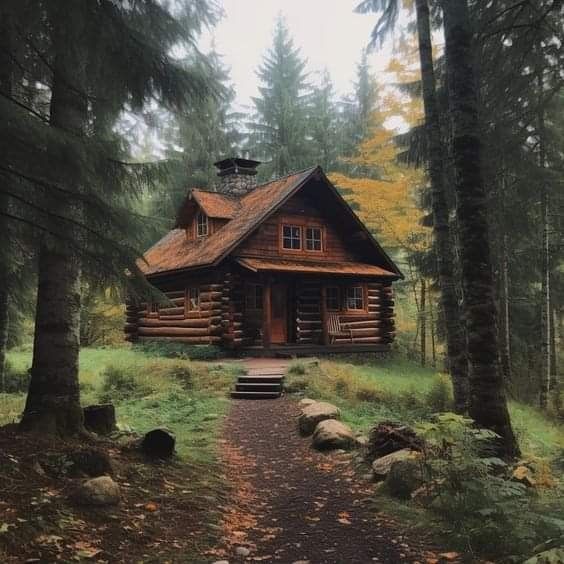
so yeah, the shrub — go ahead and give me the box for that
[334,376,351,398]
[134,341,223,361]
[99,364,150,402]
[288,361,307,376]
[285,377,309,394]
[355,384,382,403]
[415,413,564,559]
[425,374,453,412]
[1,361,30,393]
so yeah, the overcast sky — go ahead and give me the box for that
[200,0,397,111]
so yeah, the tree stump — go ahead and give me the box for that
[367,421,423,462]
[83,404,117,436]
[141,429,176,459]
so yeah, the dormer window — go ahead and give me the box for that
[196,212,208,237]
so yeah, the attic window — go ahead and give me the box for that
[196,212,208,237]
[282,225,301,250]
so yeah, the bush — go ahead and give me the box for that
[285,377,309,394]
[1,361,30,393]
[415,413,564,559]
[355,385,382,403]
[334,376,351,398]
[134,341,223,361]
[288,361,307,376]
[425,374,453,412]
[99,365,150,402]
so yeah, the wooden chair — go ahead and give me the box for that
[327,312,354,343]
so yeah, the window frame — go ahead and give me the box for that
[345,285,366,311]
[281,224,302,251]
[305,226,323,252]
[245,283,264,311]
[196,211,209,238]
[325,286,340,311]
[185,287,200,314]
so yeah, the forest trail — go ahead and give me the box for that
[212,397,436,564]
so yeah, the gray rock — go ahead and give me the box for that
[73,475,120,506]
[235,546,250,557]
[298,401,340,436]
[385,459,424,499]
[372,448,418,481]
[212,561,230,564]
[299,398,316,408]
[312,420,357,451]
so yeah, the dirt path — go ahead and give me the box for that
[213,397,435,564]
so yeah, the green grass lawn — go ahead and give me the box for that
[2,345,241,464]
[286,357,564,459]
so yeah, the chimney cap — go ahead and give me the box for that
[214,157,261,177]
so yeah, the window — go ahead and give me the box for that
[346,286,365,310]
[326,286,340,311]
[196,212,208,237]
[305,227,323,251]
[282,225,301,250]
[186,287,200,312]
[246,284,263,310]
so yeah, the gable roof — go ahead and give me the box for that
[191,189,239,219]
[140,166,403,279]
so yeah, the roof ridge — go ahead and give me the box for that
[191,187,239,200]
[254,165,318,190]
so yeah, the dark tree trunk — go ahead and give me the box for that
[20,10,87,436]
[415,0,469,411]
[442,0,519,457]
[420,278,426,367]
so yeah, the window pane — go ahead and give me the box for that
[346,286,364,310]
[282,225,301,249]
[197,213,208,237]
[246,284,263,310]
[188,287,200,310]
[306,227,322,251]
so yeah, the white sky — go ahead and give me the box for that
[200,0,398,111]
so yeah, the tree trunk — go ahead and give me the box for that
[420,278,426,367]
[430,300,437,368]
[415,0,468,411]
[20,10,87,436]
[0,288,8,392]
[442,0,519,457]
[538,70,551,410]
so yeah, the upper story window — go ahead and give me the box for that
[196,212,208,237]
[282,225,301,250]
[346,286,365,310]
[305,227,322,251]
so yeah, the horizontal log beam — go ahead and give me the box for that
[138,336,221,344]
[138,327,220,337]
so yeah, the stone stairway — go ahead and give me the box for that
[231,367,285,399]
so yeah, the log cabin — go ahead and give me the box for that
[125,158,403,355]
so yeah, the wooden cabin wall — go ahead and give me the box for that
[234,194,363,263]
[220,271,247,349]
[125,272,224,345]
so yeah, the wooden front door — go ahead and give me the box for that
[271,283,288,344]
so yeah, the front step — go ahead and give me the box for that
[231,373,284,399]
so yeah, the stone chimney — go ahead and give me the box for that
[214,157,261,197]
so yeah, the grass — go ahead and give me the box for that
[285,357,564,458]
[1,346,243,464]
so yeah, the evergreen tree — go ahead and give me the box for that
[248,16,312,179]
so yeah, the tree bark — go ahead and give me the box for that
[20,8,87,436]
[442,0,519,457]
[420,278,426,367]
[415,0,469,411]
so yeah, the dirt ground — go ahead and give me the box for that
[212,397,442,564]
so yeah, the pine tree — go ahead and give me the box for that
[248,16,311,178]
[442,0,519,456]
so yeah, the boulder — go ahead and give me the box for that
[312,420,357,451]
[299,398,316,408]
[83,404,117,435]
[523,548,564,564]
[372,448,418,481]
[367,421,423,462]
[298,402,340,436]
[73,476,120,506]
[141,428,176,459]
[384,459,424,499]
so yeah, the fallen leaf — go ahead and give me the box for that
[144,502,158,512]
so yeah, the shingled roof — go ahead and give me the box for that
[140,167,316,276]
